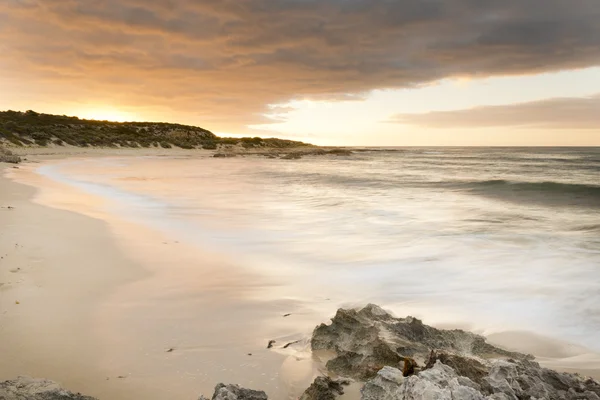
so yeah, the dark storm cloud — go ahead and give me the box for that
[391,95,600,129]
[2,0,600,130]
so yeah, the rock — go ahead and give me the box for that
[311,304,524,380]
[267,340,276,349]
[209,383,268,400]
[395,361,485,400]
[313,305,600,399]
[0,148,21,164]
[363,358,600,400]
[424,350,488,384]
[363,361,484,400]
[299,376,349,400]
[0,376,96,400]
[281,153,302,160]
[481,359,600,400]
[327,149,353,156]
[361,366,405,400]
[213,153,236,158]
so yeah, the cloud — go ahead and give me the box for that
[390,95,600,129]
[2,0,600,131]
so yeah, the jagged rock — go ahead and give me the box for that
[362,359,600,400]
[0,376,96,400]
[299,376,350,400]
[395,361,485,400]
[202,383,268,400]
[314,305,600,399]
[424,350,488,384]
[361,366,405,400]
[311,304,524,380]
[481,359,600,400]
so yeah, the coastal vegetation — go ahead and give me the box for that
[0,110,309,150]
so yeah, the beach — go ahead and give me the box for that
[1,148,600,399]
[0,160,151,399]
[0,149,325,399]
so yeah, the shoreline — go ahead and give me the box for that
[0,163,151,399]
[1,153,323,399]
[1,150,600,399]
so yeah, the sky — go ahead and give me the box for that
[1,0,599,145]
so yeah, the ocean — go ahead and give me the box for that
[32,147,600,397]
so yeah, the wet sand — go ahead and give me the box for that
[1,149,599,399]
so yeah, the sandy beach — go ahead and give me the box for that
[0,149,323,399]
[1,149,600,399]
[0,160,151,399]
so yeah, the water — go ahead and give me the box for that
[39,147,600,354]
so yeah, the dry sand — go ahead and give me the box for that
[0,162,152,399]
[1,148,599,399]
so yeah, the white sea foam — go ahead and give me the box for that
[38,148,600,353]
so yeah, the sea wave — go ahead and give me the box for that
[466,179,600,195]
[459,179,600,207]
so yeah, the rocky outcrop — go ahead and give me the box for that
[363,361,484,400]
[361,366,406,400]
[199,383,268,400]
[311,304,525,380]
[361,359,600,400]
[424,350,488,384]
[0,376,96,400]
[299,376,350,400]
[313,304,600,400]
[480,358,600,400]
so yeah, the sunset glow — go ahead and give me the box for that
[0,0,599,144]
[76,108,139,123]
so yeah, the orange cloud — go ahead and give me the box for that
[2,0,600,133]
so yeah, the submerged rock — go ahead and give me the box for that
[326,149,353,156]
[299,376,350,400]
[0,376,96,400]
[281,153,303,160]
